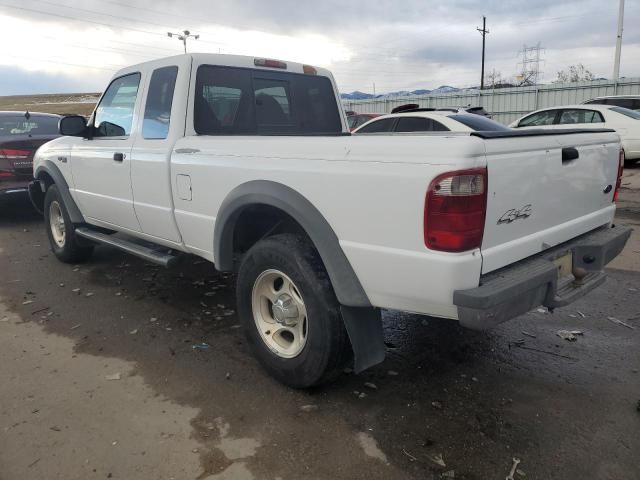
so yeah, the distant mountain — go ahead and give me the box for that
[340,91,376,100]
[384,90,412,98]
[340,85,461,100]
[429,85,459,94]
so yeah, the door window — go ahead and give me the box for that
[558,109,604,124]
[94,73,141,137]
[143,66,178,139]
[518,110,558,127]
[394,116,450,132]
[355,117,396,133]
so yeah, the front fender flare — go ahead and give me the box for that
[214,180,371,308]
[34,160,85,224]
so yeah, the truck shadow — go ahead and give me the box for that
[0,195,41,225]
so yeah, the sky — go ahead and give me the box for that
[0,0,638,96]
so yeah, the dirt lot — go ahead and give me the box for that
[1,168,639,480]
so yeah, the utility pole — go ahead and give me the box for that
[613,0,625,80]
[167,29,199,53]
[477,16,489,89]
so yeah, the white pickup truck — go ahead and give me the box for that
[30,53,630,387]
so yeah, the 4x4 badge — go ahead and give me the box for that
[498,204,532,224]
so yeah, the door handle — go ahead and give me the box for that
[561,147,579,164]
[113,152,124,162]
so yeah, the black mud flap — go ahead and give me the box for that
[28,180,45,214]
[340,306,385,373]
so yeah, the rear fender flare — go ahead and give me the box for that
[214,180,371,308]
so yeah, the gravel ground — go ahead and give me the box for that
[1,167,639,480]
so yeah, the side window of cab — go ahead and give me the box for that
[143,66,179,139]
[93,73,141,138]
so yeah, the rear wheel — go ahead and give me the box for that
[236,233,351,388]
[44,185,94,263]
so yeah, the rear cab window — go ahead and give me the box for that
[194,65,342,135]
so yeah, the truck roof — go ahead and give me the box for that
[113,53,334,79]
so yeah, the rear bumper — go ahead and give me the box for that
[453,223,632,330]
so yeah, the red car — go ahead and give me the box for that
[347,113,383,131]
[0,111,61,200]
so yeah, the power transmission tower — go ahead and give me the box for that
[167,29,199,53]
[477,16,489,89]
[516,43,544,86]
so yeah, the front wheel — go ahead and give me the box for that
[44,185,94,263]
[236,234,351,388]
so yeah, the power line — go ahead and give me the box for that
[0,3,169,38]
[2,53,124,71]
[32,0,180,31]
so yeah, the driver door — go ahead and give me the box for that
[71,72,142,232]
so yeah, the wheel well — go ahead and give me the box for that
[37,171,55,189]
[233,204,308,261]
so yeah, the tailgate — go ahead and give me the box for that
[479,130,620,274]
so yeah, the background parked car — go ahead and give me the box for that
[583,95,640,111]
[347,112,383,131]
[0,111,61,200]
[352,108,510,134]
[509,104,640,163]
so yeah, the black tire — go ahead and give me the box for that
[44,185,94,263]
[236,233,352,388]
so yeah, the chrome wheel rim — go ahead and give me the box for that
[251,269,308,358]
[49,201,66,248]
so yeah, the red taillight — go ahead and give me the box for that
[613,149,624,203]
[254,58,287,69]
[0,148,31,159]
[424,168,487,252]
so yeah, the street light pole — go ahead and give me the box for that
[613,0,625,81]
[167,30,200,53]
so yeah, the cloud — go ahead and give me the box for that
[0,0,638,95]
[0,65,102,95]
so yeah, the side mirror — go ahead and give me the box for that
[59,115,88,137]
